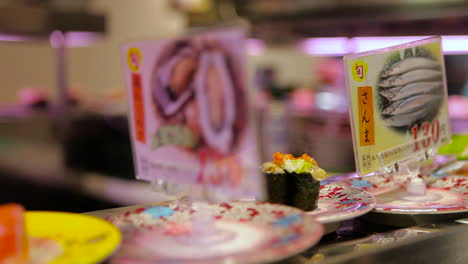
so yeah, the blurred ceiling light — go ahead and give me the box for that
[440,36,468,54]
[0,31,103,47]
[299,37,349,56]
[64,32,104,47]
[300,36,468,55]
[247,38,266,55]
[352,36,426,53]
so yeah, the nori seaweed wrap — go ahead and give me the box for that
[290,172,320,211]
[262,153,327,211]
[265,173,288,204]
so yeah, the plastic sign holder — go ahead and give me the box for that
[377,137,434,196]
[344,37,453,209]
[151,178,239,247]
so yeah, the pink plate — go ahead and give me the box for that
[107,201,323,264]
[340,174,468,214]
[309,184,376,223]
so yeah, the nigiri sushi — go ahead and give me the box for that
[262,152,327,211]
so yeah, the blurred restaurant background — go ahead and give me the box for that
[1,0,468,212]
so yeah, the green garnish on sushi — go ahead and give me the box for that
[284,159,313,174]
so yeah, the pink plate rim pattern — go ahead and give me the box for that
[309,184,376,223]
[106,201,324,264]
[339,174,468,215]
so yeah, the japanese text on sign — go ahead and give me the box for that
[132,73,146,143]
[357,86,375,146]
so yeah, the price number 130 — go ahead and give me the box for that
[412,120,440,152]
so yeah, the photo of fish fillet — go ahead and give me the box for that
[383,107,429,127]
[380,69,441,88]
[381,57,439,78]
[380,82,442,102]
[382,94,440,115]
[379,75,400,88]
[379,51,444,129]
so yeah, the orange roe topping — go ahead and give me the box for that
[299,153,318,166]
[272,152,318,166]
[273,152,285,165]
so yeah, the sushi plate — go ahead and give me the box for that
[308,184,376,224]
[339,174,468,215]
[106,201,324,264]
[26,211,122,264]
[432,160,468,179]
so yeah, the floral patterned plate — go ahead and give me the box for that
[432,160,468,179]
[107,201,323,264]
[340,174,468,214]
[309,184,376,224]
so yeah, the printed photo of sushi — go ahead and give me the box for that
[150,37,248,155]
[378,48,444,130]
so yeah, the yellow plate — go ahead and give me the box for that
[26,212,121,264]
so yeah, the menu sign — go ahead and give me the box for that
[122,29,262,197]
[344,37,451,176]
